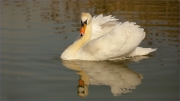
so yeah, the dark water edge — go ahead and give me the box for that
[1,0,179,100]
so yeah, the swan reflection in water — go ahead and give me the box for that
[62,56,148,97]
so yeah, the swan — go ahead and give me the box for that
[61,12,157,60]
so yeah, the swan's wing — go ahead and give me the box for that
[78,21,146,60]
[91,14,118,40]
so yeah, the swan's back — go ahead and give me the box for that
[77,21,146,60]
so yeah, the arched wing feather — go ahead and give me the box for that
[91,14,119,40]
[78,21,145,60]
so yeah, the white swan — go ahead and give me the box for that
[61,12,157,60]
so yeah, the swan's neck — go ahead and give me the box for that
[74,22,92,50]
[61,22,92,59]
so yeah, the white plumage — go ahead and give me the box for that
[61,13,157,60]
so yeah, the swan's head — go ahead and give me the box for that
[80,12,92,36]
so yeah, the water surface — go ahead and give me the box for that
[1,0,179,100]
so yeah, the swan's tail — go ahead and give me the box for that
[128,47,157,57]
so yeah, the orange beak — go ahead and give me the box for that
[80,24,86,36]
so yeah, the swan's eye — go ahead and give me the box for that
[84,20,87,25]
[81,20,88,26]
